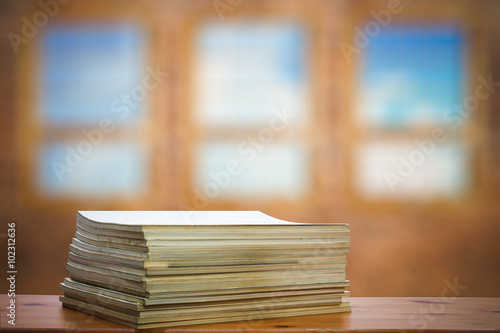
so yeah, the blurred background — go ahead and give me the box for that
[1,0,499,297]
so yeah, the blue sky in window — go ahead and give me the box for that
[194,21,309,126]
[355,141,470,199]
[195,142,310,199]
[39,143,148,196]
[40,24,147,126]
[38,24,149,197]
[193,21,311,198]
[357,24,465,128]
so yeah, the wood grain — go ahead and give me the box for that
[1,295,499,332]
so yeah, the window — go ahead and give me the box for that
[35,24,150,199]
[352,24,471,201]
[191,20,312,202]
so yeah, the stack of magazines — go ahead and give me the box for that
[60,211,351,329]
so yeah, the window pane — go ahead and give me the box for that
[356,25,465,128]
[355,141,470,200]
[40,24,147,126]
[38,143,149,197]
[194,21,309,127]
[195,142,310,199]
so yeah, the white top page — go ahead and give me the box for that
[78,211,309,226]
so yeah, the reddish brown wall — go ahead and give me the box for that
[0,0,499,297]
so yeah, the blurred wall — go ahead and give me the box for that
[1,0,500,297]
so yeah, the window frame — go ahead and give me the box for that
[180,10,322,212]
[342,4,488,210]
[17,5,166,211]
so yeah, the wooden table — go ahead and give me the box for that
[1,295,499,332]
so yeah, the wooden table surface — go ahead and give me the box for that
[1,295,499,332]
